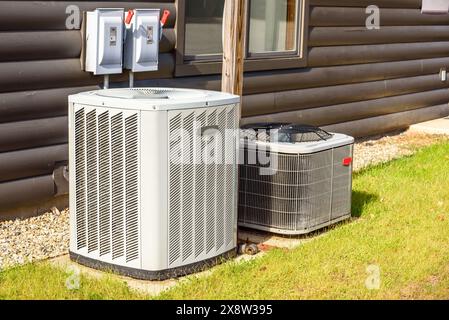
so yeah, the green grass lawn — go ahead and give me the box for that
[1,141,448,299]
[0,263,148,300]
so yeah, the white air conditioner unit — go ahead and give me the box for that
[68,88,240,280]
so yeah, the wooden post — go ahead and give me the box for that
[221,0,246,100]
[285,0,296,50]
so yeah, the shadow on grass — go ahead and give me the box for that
[351,190,378,218]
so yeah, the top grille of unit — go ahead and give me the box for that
[241,123,333,143]
[94,88,210,100]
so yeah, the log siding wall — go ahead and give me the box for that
[1,0,449,214]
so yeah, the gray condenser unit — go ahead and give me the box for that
[238,124,354,235]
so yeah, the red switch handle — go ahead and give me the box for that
[125,9,134,25]
[160,9,170,26]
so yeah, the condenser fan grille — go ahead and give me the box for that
[286,125,333,143]
[94,88,210,100]
[241,123,333,143]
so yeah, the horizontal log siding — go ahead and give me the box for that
[0,29,176,62]
[0,54,175,93]
[0,1,176,31]
[0,145,68,183]
[0,175,56,209]
[309,7,449,27]
[322,104,449,138]
[242,89,449,127]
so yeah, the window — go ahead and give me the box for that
[184,0,225,58]
[176,0,308,76]
[248,0,299,56]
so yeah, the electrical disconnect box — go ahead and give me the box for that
[85,8,124,75]
[124,9,160,72]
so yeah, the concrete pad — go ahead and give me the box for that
[238,227,325,250]
[50,255,178,296]
[49,249,267,296]
[409,117,449,135]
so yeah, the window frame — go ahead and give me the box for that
[175,0,309,77]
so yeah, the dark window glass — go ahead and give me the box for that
[185,0,225,57]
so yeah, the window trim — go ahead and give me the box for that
[175,0,309,77]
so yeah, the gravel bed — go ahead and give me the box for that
[0,130,447,270]
[0,208,69,270]
[353,130,447,171]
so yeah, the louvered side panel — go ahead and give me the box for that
[168,113,182,266]
[181,112,195,262]
[98,111,111,256]
[225,105,237,246]
[86,110,98,253]
[72,106,141,268]
[194,111,207,258]
[331,144,353,220]
[215,109,226,251]
[125,114,140,263]
[167,105,238,268]
[111,113,125,260]
[205,110,217,254]
[74,108,87,250]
